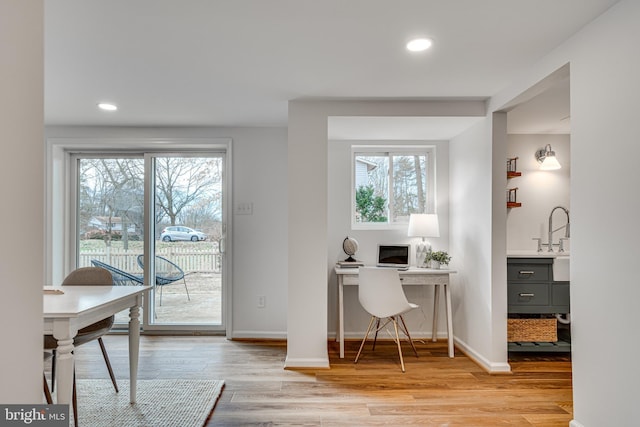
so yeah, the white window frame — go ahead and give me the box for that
[351,144,436,230]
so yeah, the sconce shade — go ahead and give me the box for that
[536,144,562,170]
[408,214,440,238]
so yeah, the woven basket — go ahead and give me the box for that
[507,318,557,342]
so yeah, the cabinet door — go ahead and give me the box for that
[551,282,570,312]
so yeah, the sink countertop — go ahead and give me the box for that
[507,251,570,258]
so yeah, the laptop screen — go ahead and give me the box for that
[376,244,410,268]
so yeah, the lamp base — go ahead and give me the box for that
[415,241,430,268]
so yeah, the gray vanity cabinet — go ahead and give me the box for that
[507,257,571,352]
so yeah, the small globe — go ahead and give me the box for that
[342,237,359,262]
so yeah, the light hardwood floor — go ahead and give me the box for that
[61,335,573,426]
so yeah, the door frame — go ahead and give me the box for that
[46,137,233,337]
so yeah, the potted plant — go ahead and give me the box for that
[425,249,451,269]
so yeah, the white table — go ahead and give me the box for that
[335,267,456,359]
[43,285,149,405]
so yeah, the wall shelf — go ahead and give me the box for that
[506,157,521,208]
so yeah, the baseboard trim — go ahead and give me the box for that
[569,420,584,427]
[230,331,287,340]
[284,356,330,369]
[454,337,511,373]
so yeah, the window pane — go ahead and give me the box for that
[392,154,428,222]
[354,155,388,223]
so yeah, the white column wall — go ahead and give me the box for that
[449,117,509,371]
[489,0,640,424]
[0,0,44,403]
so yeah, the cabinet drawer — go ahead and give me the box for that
[507,264,551,282]
[508,283,550,306]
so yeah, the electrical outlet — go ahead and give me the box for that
[257,295,266,308]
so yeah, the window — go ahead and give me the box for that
[352,145,435,228]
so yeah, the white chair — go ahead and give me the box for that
[354,267,419,372]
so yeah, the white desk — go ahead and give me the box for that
[335,267,456,359]
[43,285,150,405]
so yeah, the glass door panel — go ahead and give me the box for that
[149,155,224,326]
[75,156,145,324]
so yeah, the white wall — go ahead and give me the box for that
[490,0,640,424]
[327,139,450,338]
[44,126,289,338]
[0,0,44,403]
[506,134,570,252]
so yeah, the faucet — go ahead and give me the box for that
[547,206,570,252]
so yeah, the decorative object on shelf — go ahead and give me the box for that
[425,249,451,269]
[507,188,521,208]
[342,236,360,262]
[535,144,562,170]
[506,157,521,178]
[407,214,440,268]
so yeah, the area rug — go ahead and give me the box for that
[67,379,224,427]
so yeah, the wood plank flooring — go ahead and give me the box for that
[61,335,573,426]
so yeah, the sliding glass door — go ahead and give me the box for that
[73,151,226,331]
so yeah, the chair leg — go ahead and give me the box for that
[51,351,56,392]
[391,317,406,373]
[399,315,419,358]
[372,318,381,351]
[97,337,119,393]
[72,370,78,427]
[182,278,191,301]
[159,285,163,306]
[355,316,376,364]
[43,374,53,404]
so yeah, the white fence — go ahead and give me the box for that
[80,246,221,273]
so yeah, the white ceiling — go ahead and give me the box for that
[44,0,617,134]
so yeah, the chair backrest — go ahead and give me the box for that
[90,260,144,286]
[62,266,113,286]
[358,267,412,318]
[137,255,184,286]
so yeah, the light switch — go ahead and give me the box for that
[235,202,253,215]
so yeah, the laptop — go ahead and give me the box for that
[376,244,410,270]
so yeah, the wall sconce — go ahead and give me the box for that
[408,214,440,268]
[535,144,562,170]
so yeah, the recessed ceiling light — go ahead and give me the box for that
[406,38,433,52]
[98,103,118,111]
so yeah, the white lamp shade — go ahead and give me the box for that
[408,214,440,238]
[539,155,562,170]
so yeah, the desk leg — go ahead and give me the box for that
[53,323,75,405]
[432,285,440,342]
[128,299,141,403]
[338,277,345,359]
[444,284,454,358]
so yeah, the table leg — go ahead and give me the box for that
[444,284,454,357]
[128,299,141,403]
[432,285,440,342]
[338,277,345,359]
[53,323,75,405]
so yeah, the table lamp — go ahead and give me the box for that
[408,214,440,268]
